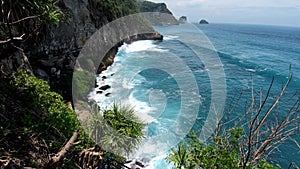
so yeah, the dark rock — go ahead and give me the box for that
[51,67,57,74]
[96,91,103,94]
[136,161,145,167]
[125,160,133,163]
[34,68,50,83]
[105,93,112,97]
[179,16,187,23]
[38,59,55,68]
[124,33,163,44]
[102,76,107,79]
[99,85,111,91]
[199,19,209,24]
[0,47,33,77]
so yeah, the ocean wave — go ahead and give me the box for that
[129,91,158,124]
[120,40,157,53]
[164,35,179,40]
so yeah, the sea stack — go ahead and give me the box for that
[179,16,187,23]
[199,19,209,24]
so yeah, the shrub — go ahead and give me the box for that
[14,69,80,138]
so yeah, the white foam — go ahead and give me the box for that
[121,79,134,90]
[129,92,157,124]
[122,40,157,53]
[164,35,179,40]
[145,154,174,169]
[89,40,182,169]
[246,68,256,72]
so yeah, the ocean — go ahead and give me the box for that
[91,23,300,168]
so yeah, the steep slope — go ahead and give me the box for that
[137,0,173,14]
[137,0,179,25]
[20,0,162,100]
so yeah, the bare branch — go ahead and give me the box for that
[50,131,80,164]
[244,77,275,165]
[0,34,25,44]
[4,14,42,25]
[253,74,292,136]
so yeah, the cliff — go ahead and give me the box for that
[137,0,179,25]
[137,0,173,14]
[0,0,177,100]
[13,0,162,99]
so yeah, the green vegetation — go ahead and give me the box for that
[0,70,145,168]
[72,70,95,100]
[85,103,144,156]
[14,70,79,137]
[168,130,279,169]
[104,103,144,139]
[0,70,84,167]
[137,0,167,12]
[91,0,139,22]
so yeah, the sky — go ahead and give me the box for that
[151,0,300,27]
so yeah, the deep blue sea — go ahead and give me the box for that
[92,23,300,168]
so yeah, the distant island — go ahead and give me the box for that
[199,19,209,24]
[179,16,188,23]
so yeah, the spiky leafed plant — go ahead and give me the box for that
[87,103,144,156]
[102,103,144,155]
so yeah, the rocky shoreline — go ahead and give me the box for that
[94,33,164,100]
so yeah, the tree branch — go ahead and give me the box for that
[4,14,42,25]
[49,131,79,164]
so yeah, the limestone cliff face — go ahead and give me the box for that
[27,0,140,56]
[137,0,173,14]
[19,0,162,99]
[137,0,179,25]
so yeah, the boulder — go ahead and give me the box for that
[99,85,111,91]
[105,93,112,97]
[34,68,50,83]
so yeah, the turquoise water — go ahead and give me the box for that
[93,23,300,168]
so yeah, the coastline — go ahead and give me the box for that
[97,32,163,74]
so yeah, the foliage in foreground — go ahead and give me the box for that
[1,70,145,168]
[14,70,80,137]
[85,103,144,157]
[0,70,97,168]
[168,130,280,169]
[168,74,299,169]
